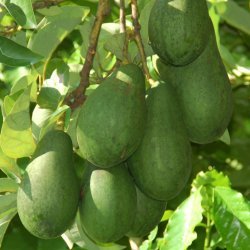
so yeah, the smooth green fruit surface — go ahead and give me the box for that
[79,164,137,243]
[17,130,80,239]
[128,82,192,201]
[156,31,233,144]
[76,64,146,168]
[127,187,166,238]
[148,0,210,65]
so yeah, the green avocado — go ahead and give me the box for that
[17,130,80,239]
[128,82,192,201]
[126,187,166,238]
[156,29,233,144]
[76,64,146,168]
[148,0,210,65]
[79,164,137,243]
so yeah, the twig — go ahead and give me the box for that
[119,0,129,63]
[131,0,154,86]
[65,0,110,110]
[32,0,64,10]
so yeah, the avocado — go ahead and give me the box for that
[156,28,233,144]
[17,130,80,239]
[79,164,137,243]
[128,82,192,201]
[76,64,146,168]
[148,0,210,65]
[127,187,166,238]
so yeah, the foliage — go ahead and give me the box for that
[0,0,249,249]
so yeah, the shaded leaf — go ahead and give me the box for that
[0,36,43,66]
[219,129,231,145]
[214,186,250,250]
[160,190,203,250]
[0,193,16,216]
[0,0,36,28]
[0,209,17,248]
[215,0,250,36]
[28,6,90,59]
[0,86,36,158]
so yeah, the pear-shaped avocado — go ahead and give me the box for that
[17,130,80,239]
[79,164,137,243]
[127,187,166,238]
[76,64,146,168]
[148,0,210,65]
[128,82,192,201]
[156,29,233,144]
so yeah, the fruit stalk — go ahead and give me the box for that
[65,0,111,110]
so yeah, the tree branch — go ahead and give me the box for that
[131,0,154,85]
[65,0,110,110]
[119,0,129,63]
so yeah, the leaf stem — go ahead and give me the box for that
[65,0,110,110]
[204,211,212,250]
[131,0,154,86]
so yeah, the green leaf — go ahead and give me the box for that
[0,0,37,28]
[192,169,231,190]
[219,129,231,145]
[0,193,16,216]
[104,33,125,61]
[0,209,17,248]
[11,74,38,102]
[160,190,203,250]
[0,147,21,181]
[215,0,250,36]
[0,36,43,66]
[28,5,90,59]
[213,186,250,250]
[0,86,36,158]
[0,178,18,193]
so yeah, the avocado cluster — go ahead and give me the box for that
[149,0,233,144]
[17,0,233,244]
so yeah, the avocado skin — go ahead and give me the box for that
[128,82,192,201]
[126,187,166,238]
[76,64,146,168]
[148,0,210,65]
[17,130,80,239]
[79,164,137,243]
[156,30,233,144]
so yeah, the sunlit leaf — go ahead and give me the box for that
[0,86,36,158]
[0,178,18,193]
[0,147,21,181]
[160,190,203,250]
[0,0,36,28]
[214,187,250,250]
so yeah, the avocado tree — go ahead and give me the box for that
[0,0,250,249]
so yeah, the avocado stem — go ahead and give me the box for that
[131,0,154,87]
